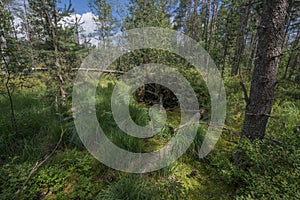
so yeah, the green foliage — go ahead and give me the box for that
[89,0,118,46]
[1,1,300,199]
[210,133,300,199]
[0,150,105,200]
[96,175,158,200]
[125,0,171,29]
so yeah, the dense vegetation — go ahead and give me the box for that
[0,0,299,199]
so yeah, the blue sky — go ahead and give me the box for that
[59,0,128,15]
[57,0,128,46]
[59,0,92,14]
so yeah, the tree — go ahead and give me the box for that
[282,0,300,80]
[0,1,29,134]
[241,0,288,140]
[124,0,171,29]
[231,0,251,76]
[26,0,86,114]
[0,1,17,134]
[89,0,118,48]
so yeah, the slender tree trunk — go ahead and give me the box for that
[1,58,18,134]
[231,0,251,76]
[288,53,299,80]
[241,0,288,140]
[247,30,258,75]
[74,8,80,44]
[204,0,211,51]
[5,73,18,134]
[221,12,230,77]
[281,0,294,50]
[210,0,219,36]
[0,2,18,134]
[284,53,293,79]
[283,27,300,79]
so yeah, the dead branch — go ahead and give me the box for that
[240,81,250,105]
[2,68,126,75]
[74,68,125,74]
[16,129,65,200]
[245,112,275,118]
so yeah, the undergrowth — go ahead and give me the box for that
[0,76,299,199]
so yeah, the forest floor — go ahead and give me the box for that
[0,74,299,199]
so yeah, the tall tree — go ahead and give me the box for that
[26,0,86,114]
[124,0,171,29]
[231,0,251,76]
[241,0,288,139]
[89,0,117,48]
[0,1,28,134]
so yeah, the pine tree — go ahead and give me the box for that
[241,0,288,140]
[89,0,118,48]
[26,0,87,114]
[124,0,171,29]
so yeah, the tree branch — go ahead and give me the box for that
[16,129,65,200]
[240,81,250,105]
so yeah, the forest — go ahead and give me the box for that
[0,0,299,199]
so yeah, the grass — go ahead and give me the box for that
[0,75,299,199]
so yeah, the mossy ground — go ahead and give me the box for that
[0,76,299,199]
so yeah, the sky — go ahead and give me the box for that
[59,0,92,14]
[57,0,128,45]
[59,0,128,15]
[13,0,127,46]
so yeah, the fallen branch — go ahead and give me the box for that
[74,68,125,74]
[16,129,65,200]
[2,68,126,75]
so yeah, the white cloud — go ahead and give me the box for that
[61,12,99,46]
[80,12,98,36]
[12,8,99,46]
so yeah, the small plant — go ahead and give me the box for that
[96,175,158,200]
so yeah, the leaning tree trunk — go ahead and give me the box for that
[241,0,288,140]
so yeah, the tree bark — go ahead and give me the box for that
[241,0,288,140]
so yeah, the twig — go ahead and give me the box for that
[265,137,285,146]
[16,129,65,200]
[222,126,240,135]
[240,81,250,105]
[245,112,275,118]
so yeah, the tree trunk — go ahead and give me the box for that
[247,30,258,75]
[241,0,288,140]
[281,0,294,50]
[288,53,299,80]
[231,0,251,76]
[283,26,300,79]
[210,0,219,47]
[0,4,18,134]
[204,0,211,51]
